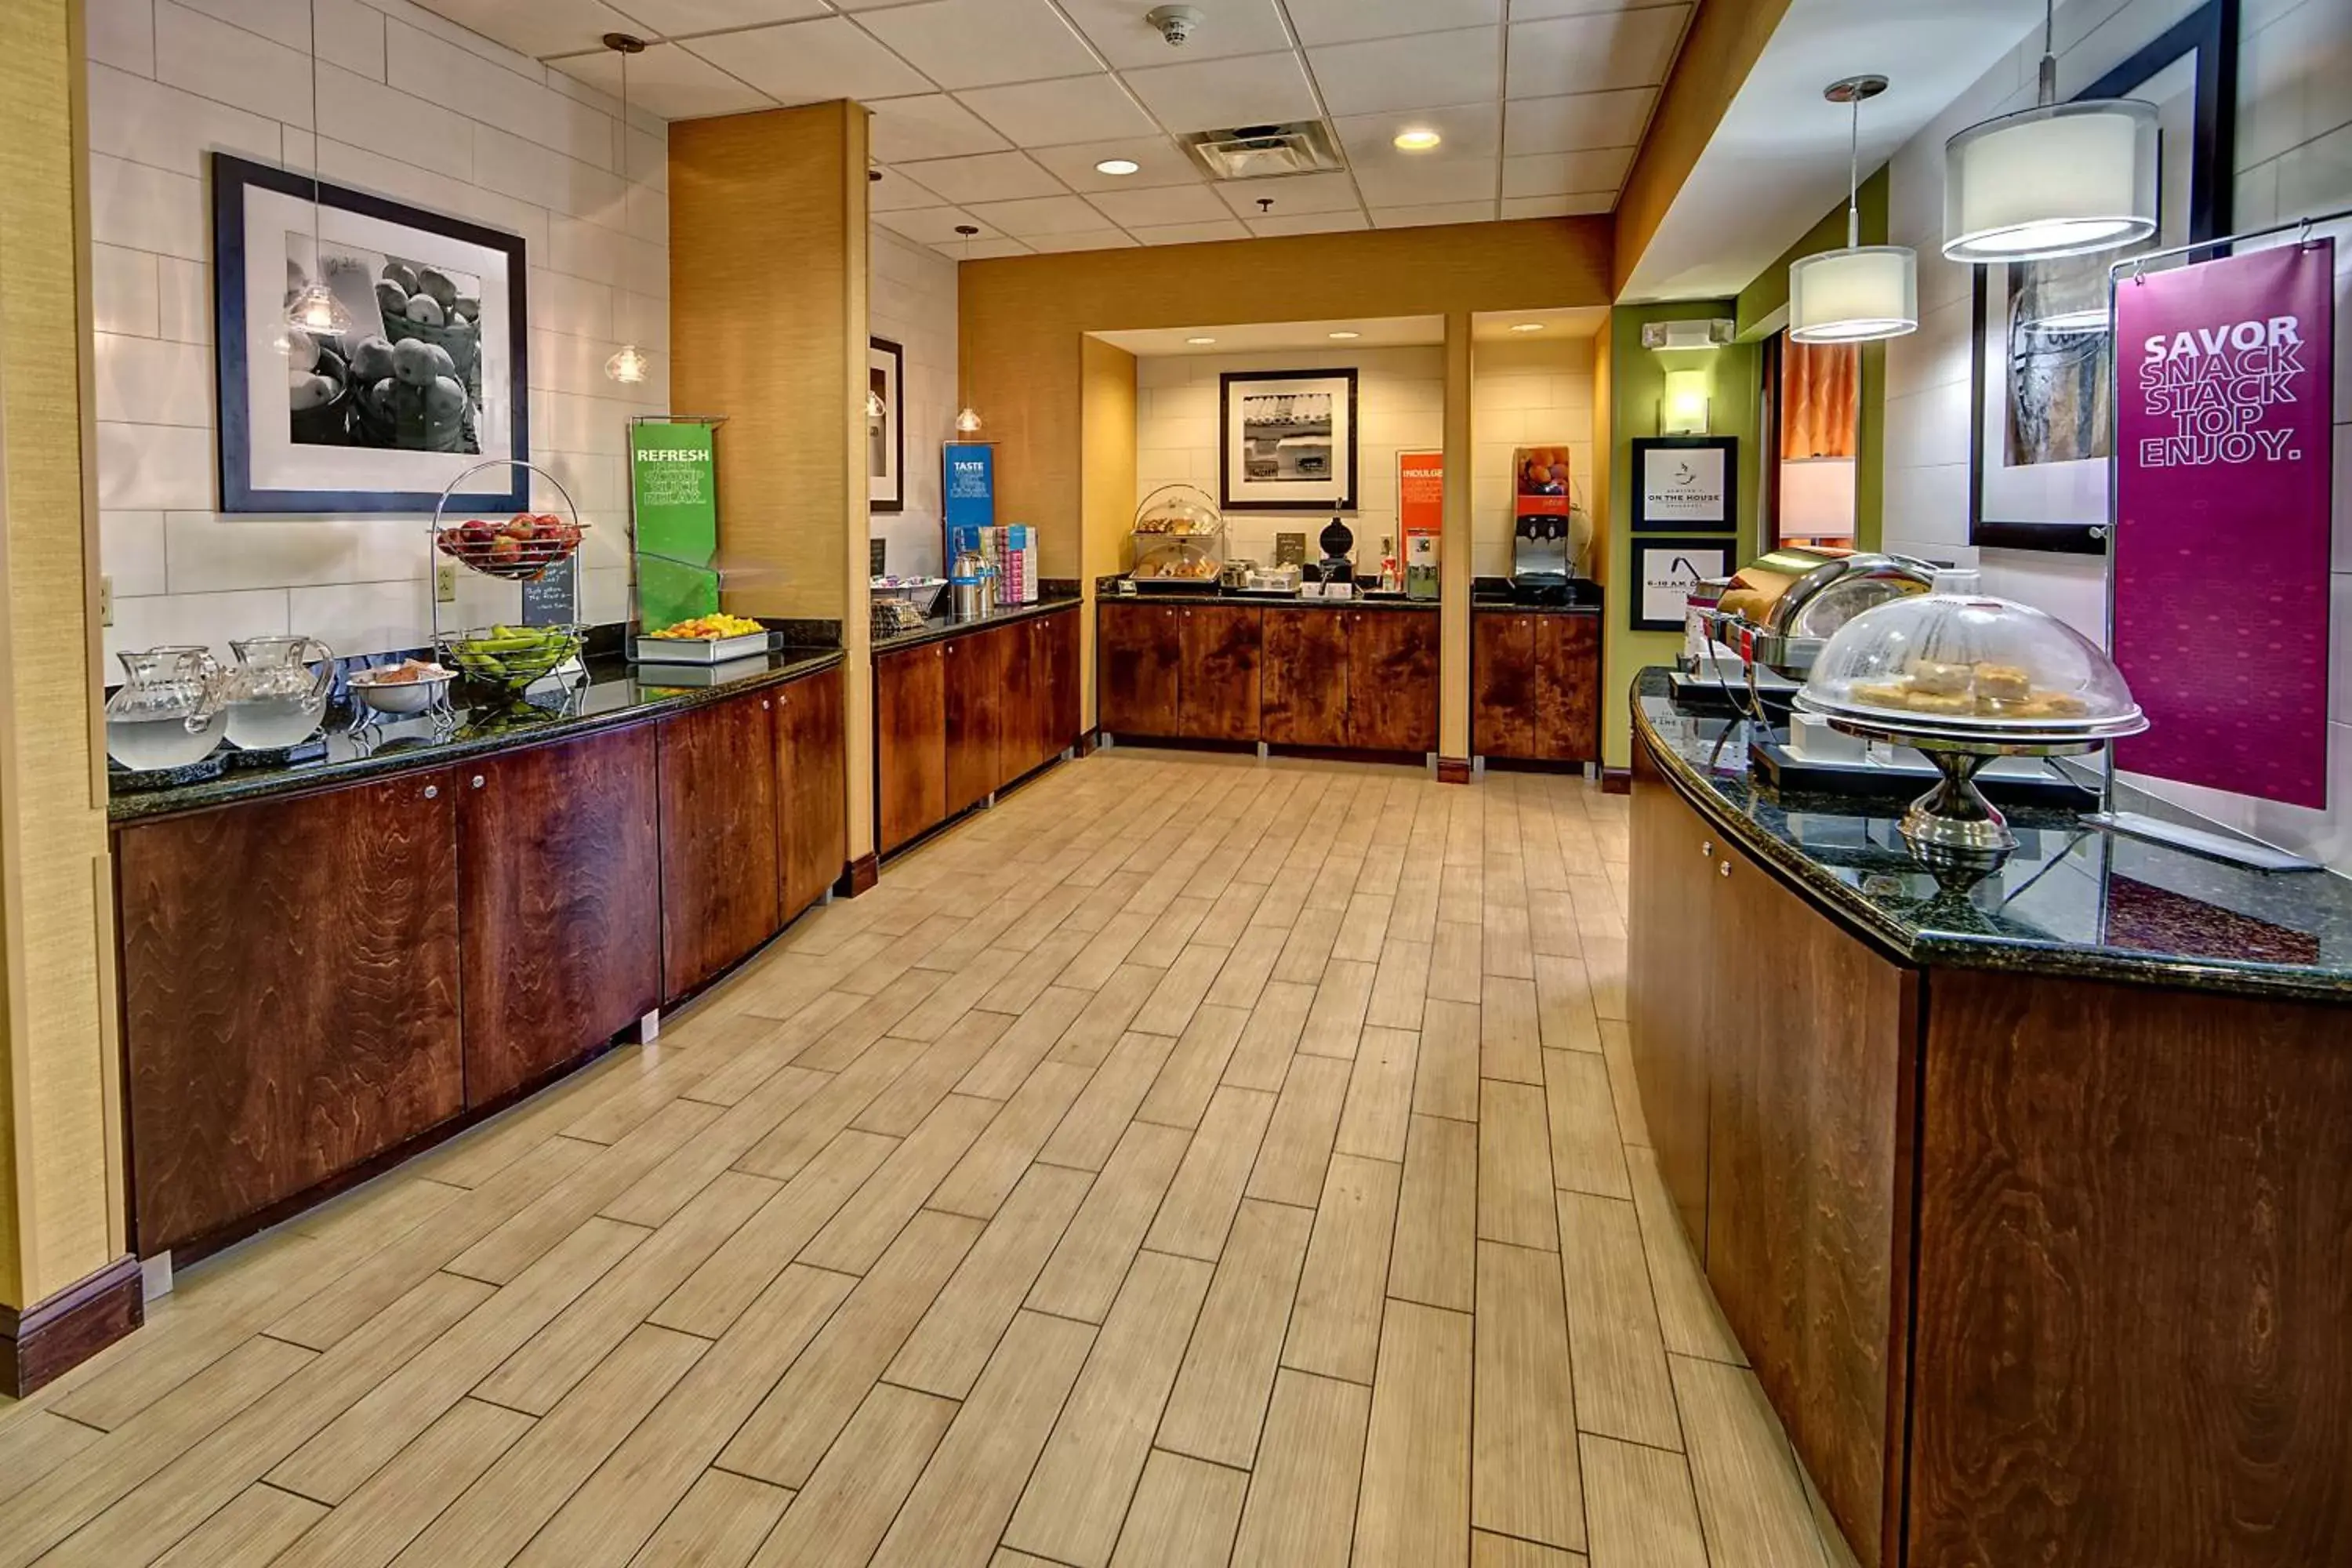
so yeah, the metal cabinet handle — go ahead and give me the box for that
[1700,840,1713,857]
[1719,861,1732,879]
[762,698,771,709]
[470,775,485,789]
[423,784,439,800]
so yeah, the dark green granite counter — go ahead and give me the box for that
[1098,589,1440,611]
[1633,667,2352,1002]
[872,593,1081,655]
[108,648,844,824]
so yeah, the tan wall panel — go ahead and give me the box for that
[1076,337,1136,729]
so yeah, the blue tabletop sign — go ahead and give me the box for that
[944,442,994,555]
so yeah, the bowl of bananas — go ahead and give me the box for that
[437,623,584,690]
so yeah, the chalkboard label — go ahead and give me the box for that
[522,557,577,626]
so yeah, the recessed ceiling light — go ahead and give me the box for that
[1328,330,1362,339]
[1510,322,1546,333]
[1186,336,1216,345]
[1095,158,1141,176]
[1393,128,1442,151]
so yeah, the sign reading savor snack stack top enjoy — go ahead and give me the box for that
[2113,240,2337,808]
[632,422,721,630]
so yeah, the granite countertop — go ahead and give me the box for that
[1470,597,1603,615]
[1098,587,1440,611]
[872,593,1082,654]
[1633,667,2352,1002]
[108,648,845,824]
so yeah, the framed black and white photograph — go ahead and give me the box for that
[1634,537,1733,632]
[211,153,529,514]
[869,336,904,513]
[1221,369,1359,512]
[1969,0,2235,553]
[1631,436,1737,532]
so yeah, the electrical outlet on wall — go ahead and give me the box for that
[100,574,113,627]
[435,561,458,604]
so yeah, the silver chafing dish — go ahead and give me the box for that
[1693,547,1939,684]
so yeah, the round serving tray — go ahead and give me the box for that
[1795,690,2147,746]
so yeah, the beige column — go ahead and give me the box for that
[1438,311,1473,775]
[0,0,132,1340]
[1076,337,1137,731]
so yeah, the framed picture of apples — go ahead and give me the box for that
[211,153,530,513]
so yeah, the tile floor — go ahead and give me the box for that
[0,747,1853,1567]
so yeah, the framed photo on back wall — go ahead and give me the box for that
[1221,368,1359,512]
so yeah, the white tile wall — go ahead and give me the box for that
[1472,336,1598,579]
[869,224,959,582]
[89,0,669,666]
[1880,0,2352,872]
[1134,345,1445,573]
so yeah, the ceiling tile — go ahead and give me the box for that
[1285,0,1500,45]
[610,0,831,37]
[1371,200,1498,227]
[410,0,640,58]
[696,17,935,103]
[964,193,1114,235]
[548,42,773,119]
[868,93,1012,161]
[1121,49,1319,133]
[1024,228,1140,252]
[1128,219,1252,245]
[1306,27,1501,118]
[878,204,1001,243]
[1212,172,1359,218]
[1350,151,1499,207]
[1506,5,1690,99]
[895,149,1067,202]
[1503,87,1655,156]
[1054,0,1294,69]
[1508,0,1664,17]
[1246,209,1370,237]
[1501,146,1632,197]
[1084,182,1232,227]
[855,0,1100,90]
[868,166,944,211]
[1502,191,1615,219]
[1029,136,1202,191]
[957,74,1159,147]
[1332,101,1501,165]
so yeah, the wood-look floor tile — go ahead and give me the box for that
[0,1411,101,1508]
[1388,1114,1477,1313]
[1332,1025,1417,1163]
[1526,890,1583,958]
[1040,1030,1178,1171]
[1144,1085,1279,1261]
[1365,937,1432,1031]
[443,1102,718,1287]
[270,1399,532,1568]
[1534,956,1602,1054]
[886,1162,1093,1398]
[797,1094,997,1274]
[630,1470,792,1568]
[1203,938,1282,1013]
[1299,958,1375,1060]
[1136,1004,1252,1130]
[1281,1152,1401,1385]
[1472,1530,1585,1567]
[1581,1434,1708,1568]
[869,1311,1097,1568]
[1231,1367,1370,1568]
[1480,976,1544,1085]
[1332,891,1395,964]
[1428,920,1483,1004]
[979,927,1095,1015]
[729,1036,922,1181]
[930,1061,1094,1218]
[1671,1356,1831,1568]
[1130,942,1226,1036]
[1558,1192,1681,1451]
[1473,1241,1584,1552]
[1195,880,1270,948]
[1004,1251,1214,1567]
[1110,1449,1249,1568]
[1353,1299,1473,1568]
[958,986,1092,1099]
[1050,964,1166,1068]
[1388,877,1439,946]
[854,1011,1014,1136]
[1623,1145,1745,1366]
[1271,906,1345,987]
[1477,1080,1558,1252]
[1414,998,1481,1123]
[1483,898,1536,979]
[1244,1055,1352,1208]
[1595,1020,1647,1146]
[1028,1120,1192,1322]
[150,1483,324,1566]
[1221,978,1314,1091]
[786,977,946,1073]
[1156,1199,1314,1468]
[746,1384,956,1568]
[1544,1048,1631,1200]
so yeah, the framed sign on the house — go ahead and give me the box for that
[1631,436,1737,532]
[1633,536,1733,632]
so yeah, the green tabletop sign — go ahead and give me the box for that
[631,423,720,630]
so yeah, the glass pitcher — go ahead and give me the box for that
[105,647,226,771]
[223,635,336,750]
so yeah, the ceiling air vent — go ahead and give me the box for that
[1181,122,1344,181]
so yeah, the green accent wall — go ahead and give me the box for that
[1602,302,1760,770]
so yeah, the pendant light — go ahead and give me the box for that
[1942,0,2158,263]
[604,33,651,385]
[1788,75,1917,345]
[283,0,354,341]
[951,224,984,434]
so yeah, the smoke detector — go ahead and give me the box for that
[1181,121,1345,181]
[1148,5,1203,46]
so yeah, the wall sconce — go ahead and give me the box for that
[1661,369,1711,435]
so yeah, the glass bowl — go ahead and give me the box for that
[1796,571,2142,732]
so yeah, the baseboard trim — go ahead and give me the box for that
[1600,766,1632,795]
[840,853,880,896]
[1,1254,143,1398]
[1436,756,1472,785]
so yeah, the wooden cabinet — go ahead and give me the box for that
[944,626,1007,815]
[1474,610,1600,763]
[877,641,947,854]
[1022,608,1080,775]
[1261,609,1352,747]
[1345,611,1439,753]
[1178,604,1263,742]
[658,688,782,1002]
[1098,601,1182,738]
[776,665,846,922]
[117,769,464,1256]
[459,725,660,1108]
[1626,738,1716,1243]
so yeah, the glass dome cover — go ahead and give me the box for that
[1134,483,1222,538]
[1797,572,2143,732]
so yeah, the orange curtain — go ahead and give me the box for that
[1780,339,1857,460]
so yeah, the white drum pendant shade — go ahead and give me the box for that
[1943,98,2158,263]
[1789,245,1918,343]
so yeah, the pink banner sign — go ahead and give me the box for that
[2113,239,2336,807]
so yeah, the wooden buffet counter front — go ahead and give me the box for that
[873,598,1082,855]
[1626,669,2352,1568]
[111,652,847,1262]
[1471,604,1600,764]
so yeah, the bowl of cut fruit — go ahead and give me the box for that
[347,657,456,715]
[632,613,771,665]
[434,512,588,581]
[437,624,583,690]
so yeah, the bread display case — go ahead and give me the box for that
[1129,484,1226,590]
